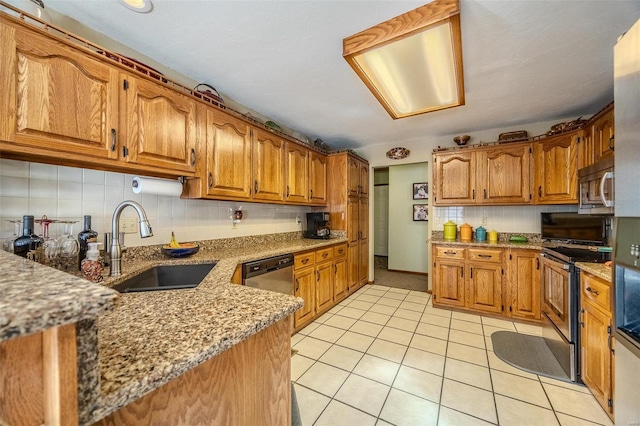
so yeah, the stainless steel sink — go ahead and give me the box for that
[113,262,217,293]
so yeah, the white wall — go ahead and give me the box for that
[0,159,310,247]
[388,163,429,273]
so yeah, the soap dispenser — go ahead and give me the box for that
[81,242,103,283]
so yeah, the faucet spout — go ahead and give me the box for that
[110,200,153,277]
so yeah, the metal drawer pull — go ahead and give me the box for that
[322,253,328,258]
[586,287,600,296]
[208,173,213,188]
[110,128,117,151]
[477,254,493,258]
[444,250,457,255]
[302,258,309,264]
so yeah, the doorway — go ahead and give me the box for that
[373,168,389,269]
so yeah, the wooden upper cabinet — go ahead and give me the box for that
[285,142,309,204]
[359,161,369,197]
[594,107,614,160]
[433,151,476,205]
[0,21,119,161]
[202,108,252,199]
[533,132,578,204]
[252,128,285,202]
[122,75,197,174]
[578,129,594,170]
[478,144,532,204]
[347,156,360,196]
[309,151,328,204]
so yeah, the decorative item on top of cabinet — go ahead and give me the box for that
[533,131,578,204]
[580,270,614,420]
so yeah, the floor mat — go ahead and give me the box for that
[491,331,570,382]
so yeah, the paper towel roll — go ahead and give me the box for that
[132,176,183,196]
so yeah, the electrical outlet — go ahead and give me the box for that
[120,217,137,234]
[482,217,488,226]
[434,216,440,225]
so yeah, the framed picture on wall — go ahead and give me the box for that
[413,182,428,199]
[413,204,428,221]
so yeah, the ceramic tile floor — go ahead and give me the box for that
[291,285,614,426]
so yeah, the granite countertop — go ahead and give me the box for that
[88,235,347,424]
[429,237,543,250]
[576,262,612,282]
[0,251,117,342]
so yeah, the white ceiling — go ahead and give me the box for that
[38,1,640,150]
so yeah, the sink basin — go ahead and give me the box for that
[113,262,217,293]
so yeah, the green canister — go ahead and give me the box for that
[443,220,457,240]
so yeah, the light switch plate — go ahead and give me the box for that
[120,217,137,234]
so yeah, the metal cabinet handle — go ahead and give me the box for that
[295,279,299,293]
[208,173,213,188]
[484,189,487,199]
[586,287,600,296]
[302,258,309,264]
[110,128,117,151]
[472,189,475,200]
[190,148,196,166]
[286,185,290,198]
[470,267,474,279]
[580,308,584,327]
[338,249,344,254]
[444,250,457,255]
[310,188,314,199]
[478,254,492,258]
[317,271,320,282]
[254,180,259,195]
[322,253,328,258]
[122,146,129,157]
[334,265,337,274]
[536,257,540,270]
[609,135,614,150]
[460,266,464,278]
[538,186,542,197]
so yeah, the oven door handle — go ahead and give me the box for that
[540,253,570,270]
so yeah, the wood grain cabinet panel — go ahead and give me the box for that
[315,261,334,313]
[294,266,315,329]
[433,260,466,308]
[478,145,532,204]
[333,252,348,303]
[468,263,503,314]
[309,151,328,204]
[285,142,309,204]
[252,128,285,202]
[121,75,197,174]
[433,151,476,205]
[594,107,615,161]
[1,20,119,162]
[533,133,578,204]
[507,249,541,321]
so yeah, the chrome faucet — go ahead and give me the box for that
[110,200,153,277]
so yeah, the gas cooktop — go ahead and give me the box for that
[543,246,610,263]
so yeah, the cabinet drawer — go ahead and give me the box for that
[434,246,465,259]
[294,252,315,269]
[315,247,333,263]
[333,244,347,258]
[468,248,502,263]
[582,272,611,313]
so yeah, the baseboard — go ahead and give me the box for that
[386,269,428,277]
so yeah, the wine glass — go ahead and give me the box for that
[2,220,21,253]
[38,215,60,260]
[57,221,79,258]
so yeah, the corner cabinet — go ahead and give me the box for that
[580,271,614,420]
[533,132,578,204]
[327,152,370,296]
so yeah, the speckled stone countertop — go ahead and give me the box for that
[87,234,347,424]
[429,237,543,250]
[576,262,612,282]
[0,251,117,342]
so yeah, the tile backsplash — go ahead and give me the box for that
[0,159,311,247]
[432,204,578,234]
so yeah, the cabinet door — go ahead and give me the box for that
[359,161,369,197]
[595,109,614,161]
[252,128,285,202]
[334,257,348,303]
[358,198,369,241]
[285,143,309,204]
[533,133,578,204]
[1,22,119,161]
[315,261,334,313]
[347,156,360,196]
[578,128,595,170]
[122,75,197,174]
[203,108,252,199]
[347,243,359,292]
[508,250,541,320]
[433,151,477,205]
[433,260,465,308]
[347,197,359,244]
[468,263,503,314]
[309,152,328,204]
[581,301,613,415]
[294,268,315,329]
[479,144,531,204]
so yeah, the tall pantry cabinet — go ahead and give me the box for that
[327,152,370,296]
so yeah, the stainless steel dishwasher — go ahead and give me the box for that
[243,253,294,295]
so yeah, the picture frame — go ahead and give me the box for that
[413,204,428,221]
[413,182,428,199]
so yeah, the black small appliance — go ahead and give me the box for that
[304,212,331,239]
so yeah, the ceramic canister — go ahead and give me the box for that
[443,220,457,240]
[476,226,487,241]
[460,223,473,241]
[488,230,498,242]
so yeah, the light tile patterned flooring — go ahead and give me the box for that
[291,285,614,426]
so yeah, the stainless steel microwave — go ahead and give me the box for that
[578,156,614,214]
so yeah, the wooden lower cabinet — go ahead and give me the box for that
[433,244,541,322]
[315,260,334,313]
[294,267,315,329]
[96,318,292,426]
[580,271,614,420]
[333,245,349,303]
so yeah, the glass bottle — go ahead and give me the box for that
[78,215,98,270]
[13,215,44,258]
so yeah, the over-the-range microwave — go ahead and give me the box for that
[578,156,614,215]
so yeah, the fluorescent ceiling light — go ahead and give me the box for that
[343,0,464,119]
[118,0,153,13]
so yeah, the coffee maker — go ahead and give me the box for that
[304,212,331,239]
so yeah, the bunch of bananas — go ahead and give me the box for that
[168,231,181,248]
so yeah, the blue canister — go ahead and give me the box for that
[476,226,487,242]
